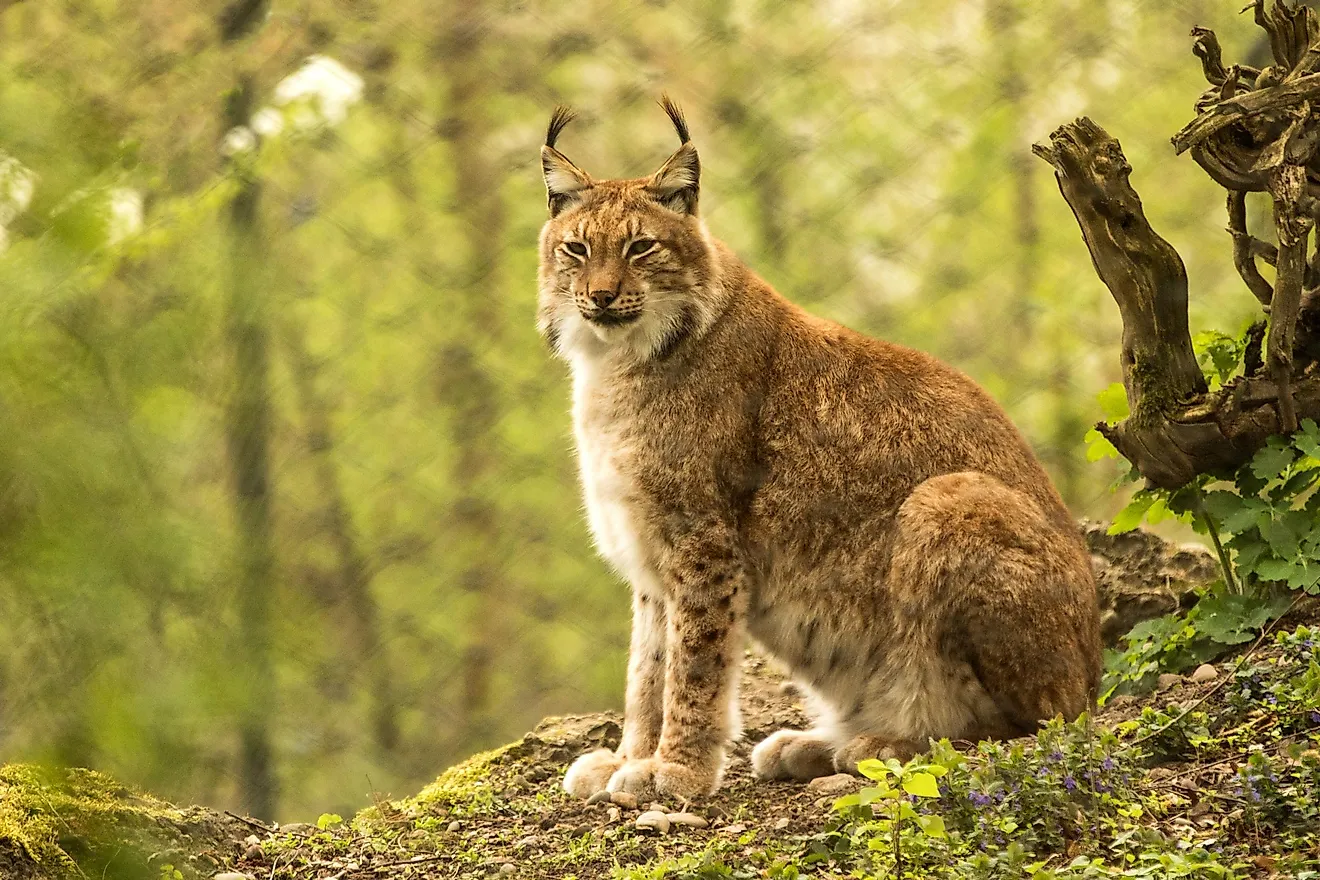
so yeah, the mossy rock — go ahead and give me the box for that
[0,764,244,880]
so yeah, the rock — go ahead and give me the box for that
[586,790,612,806]
[635,810,671,833]
[447,820,462,833]
[500,864,517,875]
[1084,522,1218,645]
[646,802,667,813]
[773,817,790,830]
[1191,664,1219,683]
[609,791,638,809]
[607,806,621,823]
[778,681,801,698]
[242,834,260,847]
[1157,673,1183,691]
[806,773,857,796]
[243,844,263,861]
[278,823,314,835]
[667,812,709,829]
[571,822,591,836]
[214,874,253,880]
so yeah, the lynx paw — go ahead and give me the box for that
[751,729,837,781]
[606,757,720,800]
[563,749,625,799]
[833,735,919,774]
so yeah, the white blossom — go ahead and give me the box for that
[273,55,364,129]
[106,187,143,244]
[221,125,258,156]
[251,106,285,138]
[0,152,37,227]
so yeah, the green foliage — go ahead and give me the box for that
[1097,317,1320,696]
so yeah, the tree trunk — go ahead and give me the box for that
[282,323,399,753]
[436,0,507,749]
[222,73,277,820]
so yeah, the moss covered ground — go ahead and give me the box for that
[3,606,1317,880]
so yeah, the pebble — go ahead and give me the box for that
[778,681,801,698]
[1157,673,1183,691]
[646,802,667,813]
[773,817,790,830]
[1191,664,1219,683]
[635,810,671,833]
[586,790,612,806]
[527,766,551,783]
[607,806,621,823]
[806,773,857,796]
[243,845,263,861]
[447,820,462,833]
[214,874,252,880]
[242,835,260,847]
[609,791,638,809]
[500,864,517,875]
[667,812,709,829]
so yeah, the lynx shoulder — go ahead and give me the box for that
[537,99,1102,801]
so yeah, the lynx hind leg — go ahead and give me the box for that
[751,729,837,781]
[893,472,1101,737]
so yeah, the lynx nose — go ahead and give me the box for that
[589,289,619,310]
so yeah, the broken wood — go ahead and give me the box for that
[1035,0,1320,489]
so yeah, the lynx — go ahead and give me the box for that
[539,99,1102,801]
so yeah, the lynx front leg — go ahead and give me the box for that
[564,587,666,798]
[608,533,746,800]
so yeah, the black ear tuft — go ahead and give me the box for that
[546,106,576,149]
[658,94,690,145]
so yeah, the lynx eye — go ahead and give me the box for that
[563,241,588,257]
[627,238,658,258]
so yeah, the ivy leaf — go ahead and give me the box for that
[1287,560,1320,592]
[902,772,941,799]
[1258,513,1301,559]
[1251,442,1296,482]
[1096,383,1130,423]
[1254,557,1303,585]
[1295,418,1320,460]
[1084,427,1119,462]
[1109,492,1156,534]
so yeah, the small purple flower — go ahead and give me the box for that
[1309,710,1320,724]
[1047,749,1064,763]
[969,791,992,808]
[1101,757,1116,771]
[1064,775,1077,792]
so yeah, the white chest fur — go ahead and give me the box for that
[571,359,657,590]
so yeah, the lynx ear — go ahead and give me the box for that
[542,106,591,217]
[648,96,699,215]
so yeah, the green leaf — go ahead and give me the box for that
[1084,427,1119,462]
[1258,513,1301,558]
[1096,383,1130,423]
[1295,419,1320,459]
[1109,492,1156,534]
[316,813,343,830]
[917,814,947,838]
[1251,442,1295,482]
[856,759,890,781]
[901,772,940,799]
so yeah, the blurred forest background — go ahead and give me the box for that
[0,0,1281,822]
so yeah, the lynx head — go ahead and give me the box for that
[536,97,723,363]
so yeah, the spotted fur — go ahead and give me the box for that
[541,102,1102,802]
